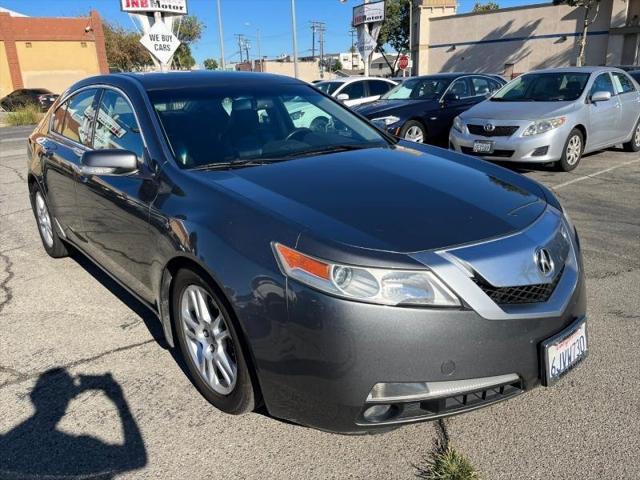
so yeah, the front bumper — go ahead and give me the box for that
[449,123,570,163]
[256,268,586,433]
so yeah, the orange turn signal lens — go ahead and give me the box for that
[274,243,330,280]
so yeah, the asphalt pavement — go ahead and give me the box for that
[1,125,638,479]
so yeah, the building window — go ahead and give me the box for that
[25,42,32,48]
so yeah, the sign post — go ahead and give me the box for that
[121,0,188,71]
[352,0,385,77]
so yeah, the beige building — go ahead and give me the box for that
[412,0,640,76]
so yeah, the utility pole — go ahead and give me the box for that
[290,0,299,78]
[235,34,245,62]
[362,0,370,77]
[349,28,357,70]
[310,22,317,59]
[216,0,225,69]
[318,22,326,78]
[257,28,262,72]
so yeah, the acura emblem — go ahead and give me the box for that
[534,248,554,277]
[484,123,495,132]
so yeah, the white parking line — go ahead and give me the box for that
[552,158,640,190]
[0,136,29,143]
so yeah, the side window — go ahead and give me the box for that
[591,73,616,97]
[449,78,471,98]
[94,90,144,159]
[60,89,98,146]
[471,77,492,96]
[368,80,393,96]
[612,72,636,94]
[341,81,365,99]
[51,102,68,134]
[488,79,502,93]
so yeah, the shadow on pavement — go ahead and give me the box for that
[69,248,168,349]
[0,368,147,480]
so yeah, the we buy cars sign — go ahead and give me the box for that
[139,21,181,65]
[121,0,188,14]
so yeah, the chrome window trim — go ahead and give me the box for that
[411,206,580,321]
[49,83,149,152]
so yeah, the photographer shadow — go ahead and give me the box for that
[0,368,147,480]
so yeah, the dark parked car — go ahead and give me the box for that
[354,73,505,144]
[629,69,640,84]
[27,72,587,433]
[0,88,58,112]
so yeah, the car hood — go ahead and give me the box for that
[462,100,579,121]
[354,99,438,118]
[203,145,546,253]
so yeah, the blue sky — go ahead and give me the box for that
[2,0,548,64]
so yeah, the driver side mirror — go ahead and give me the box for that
[440,92,459,105]
[81,149,138,176]
[336,93,350,102]
[590,90,611,103]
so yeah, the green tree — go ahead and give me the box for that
[553,0,601,66]
[103,22,153,72]
[203,58,219,70]
[171,15,205,70]
[331,59,343,72]
[472,1,500,12]
[375,0,410,75]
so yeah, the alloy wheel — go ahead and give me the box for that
[565,135,582,166]
[35,191,54,248]
[180,285,237,395]
[404,126,424,143]
[634,124,640,148]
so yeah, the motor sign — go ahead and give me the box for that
[352,0,385,27]
[139,21,181,65]
[121,0,188,15]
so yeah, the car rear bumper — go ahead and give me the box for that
[449,125,570,163]
[256,269,586,433]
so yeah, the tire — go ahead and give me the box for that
[623,119,640,152]
[172,269,256,415]
[557,129,584,172]
[400,120,426,143]
[30,186,68,258]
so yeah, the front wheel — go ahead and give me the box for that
[400,120,426,143]
[172,269,257,414]
[623,120,640,152]
[557,129,584,172]
[30,187,68,258]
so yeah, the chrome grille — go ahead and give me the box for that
[467,124,519,137]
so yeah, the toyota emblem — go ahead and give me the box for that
[484,123,496,132]
[534,248,554,277]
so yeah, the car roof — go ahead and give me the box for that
[316,76,394,84]
[115,70,304,91]
[525,66,621,75]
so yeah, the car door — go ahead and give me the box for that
[435,77,477,132]
[587,72,621,148]
[340,80,368,107]
[44,88,100,240]
[76,88,158,303]
[611,71,640,139]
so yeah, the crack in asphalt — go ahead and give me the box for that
[0,339,155,390]
[0,162,27,182]
[0,251,15,316]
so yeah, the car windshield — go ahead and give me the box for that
[314,81,343,95]
[148,84,388,169]
[491,72,590,102]
[382,77,452,100]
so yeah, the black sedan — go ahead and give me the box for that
[354,73,505,145]
[27,72,586,433]
[0,88,58,112]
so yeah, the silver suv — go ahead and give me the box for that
[449,67,640,171]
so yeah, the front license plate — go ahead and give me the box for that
[473,140,493,154]
[542,317,588,386]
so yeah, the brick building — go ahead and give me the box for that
[0,8,108,98]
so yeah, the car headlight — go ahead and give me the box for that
[371,116,400,127]
[273,243,460,307]
[522,117,566,136]
[452,116,465,133]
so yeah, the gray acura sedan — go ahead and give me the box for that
[450,67,640,171]
[27,71,587,433]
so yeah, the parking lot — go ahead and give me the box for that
[1,124,639,479]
